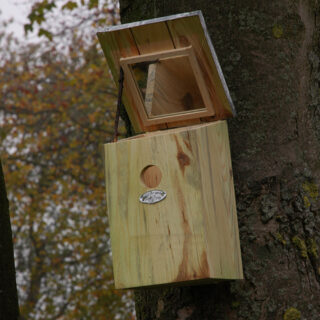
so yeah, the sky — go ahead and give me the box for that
[0,0,32,39]
[0,1,118,45]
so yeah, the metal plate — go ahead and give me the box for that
[139,190,167,204]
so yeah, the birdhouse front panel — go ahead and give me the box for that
[104,121,243,289]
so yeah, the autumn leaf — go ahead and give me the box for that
[38,28,53,40]
[0,4,132,319]
[62,1,78,10]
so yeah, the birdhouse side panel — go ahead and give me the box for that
[196,121,243,279]
[104,142,133,287]
[97,30,146,133]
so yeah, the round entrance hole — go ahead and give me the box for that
[140,165,162,188]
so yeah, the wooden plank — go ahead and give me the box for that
[167,17,233,119]
[98,13,235,133]
[131,22,175,131]
[120,50,195,125]
[120,47,214,126]
[187,47,215,115]
[97,30,145,133]
[120,62,150,127]
[131,22,174,54]
[200,116,216,122]
[119,47,190,64]
[104,121,242,288]
[144,108,213,125]
[166,118,202,129]
[131,24,216,128]
[197,121,243,278]
[149,55,202,116]
[144,63,157,116]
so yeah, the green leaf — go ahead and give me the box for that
[88,0,99,9]
[62,1,78,10]
[38,28,53,41]
[27,1,56,28]
[0,130,7,140]
[24,24,33,34]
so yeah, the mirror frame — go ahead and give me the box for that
[120,46,215,126]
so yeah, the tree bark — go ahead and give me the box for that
[119,0,320,319]
[0,160,20,320]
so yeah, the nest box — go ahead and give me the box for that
[97,11,243,289]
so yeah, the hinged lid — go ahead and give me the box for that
[97,11,235,133]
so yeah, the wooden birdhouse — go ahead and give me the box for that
[97,11,243,289]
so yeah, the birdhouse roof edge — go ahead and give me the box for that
[96,10,202,34]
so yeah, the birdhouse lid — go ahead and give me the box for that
[97,11,236,133]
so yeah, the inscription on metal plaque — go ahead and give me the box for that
[139,190,167,204]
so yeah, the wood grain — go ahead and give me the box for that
[167,16,233,119]
[131,22,174,54]
[97,30,144,133]
[130,21,174,131]
[120,47,191,64]
[104,121,243,288]
[166,118,202,129]
[97,13,235,132]
[120,47,215,126]
[149,55,204,115]
[144,63,157,116]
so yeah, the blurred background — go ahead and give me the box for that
[0,1,134,319]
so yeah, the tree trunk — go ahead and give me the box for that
[119,0,320,319]
[0,160,20,320]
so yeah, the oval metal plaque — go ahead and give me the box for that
[139,190,167,204]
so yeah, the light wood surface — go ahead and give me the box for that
[148,55,204,116]
[131,22,174,55]
[130,21,175,131]
[167,15,233,119]
[120,47,215,126]
[97,30,143,133]
[97,13,235,132]
[119,46,191,64]
[144,63,157,116]
[104,121,243,288]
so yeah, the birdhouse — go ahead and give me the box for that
[97,11,243,289]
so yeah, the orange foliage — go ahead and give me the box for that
[0,12,134,320]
